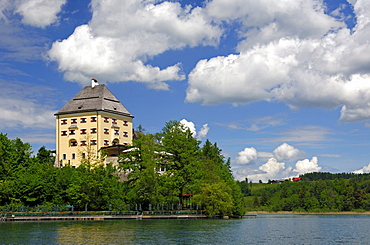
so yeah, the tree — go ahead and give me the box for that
[158,120,202,208]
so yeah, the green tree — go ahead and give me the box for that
[158,120,202,208]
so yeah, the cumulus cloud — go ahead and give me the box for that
[180,119,209,139]
[293,156,321,175]
[273,143,306,162]
[353,163,370,174]
[244,158,292,182]
[236,147,257,165]
[186,0,370,122]
[48,0,222,88]
[3,0,67,28]
[197,124,209,139]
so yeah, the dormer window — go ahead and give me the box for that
[91,116,97,122]
[71,118,77,124]
[80,118,87,123]
[123,121,128,126]
[104,117,109,123]
[61,119,67,125]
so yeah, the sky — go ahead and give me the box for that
[1,0,370,182]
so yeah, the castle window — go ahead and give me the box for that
[91,139,97,145]
[69,129,75,135]
[80,128,87,135]
[61,130,67,136]
[61,119,67,125]
[71,118,77,124]
[104,117,109,123]
[123,121,128,126]
[104,128,109,134]
[80,118,87,123]
[104,139,109,146]
[91,128,97,134]
[80,140,86,146]
[70,140,77,147]
[72,153,76,159]
[123,131,128,137]
[91,116,97,122]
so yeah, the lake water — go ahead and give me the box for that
[1,214,370,244]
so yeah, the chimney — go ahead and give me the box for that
[91,78,99,88]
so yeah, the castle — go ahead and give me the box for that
[54,79,134,167]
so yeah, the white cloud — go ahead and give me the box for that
[273,143,306,162]
[244,157,291,182]
[14,0,66,28]
[293,156,321,175]
[180,119,196,136]
[0,80,56,130]
[197,124,209,139]
[186,0,370,123]
[236,147,257,165]
[180,119,209,139]
[353,163,370,174]
[48,0,222,88]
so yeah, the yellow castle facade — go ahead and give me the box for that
[54,79,134,167]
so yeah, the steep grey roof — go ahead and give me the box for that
[55,84,134,117]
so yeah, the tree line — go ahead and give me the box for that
[248,177,370,212]
[0,121,246,217]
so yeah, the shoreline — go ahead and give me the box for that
[246,211,370,215]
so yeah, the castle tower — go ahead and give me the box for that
[54,79,134,167]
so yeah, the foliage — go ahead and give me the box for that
[0,121,245,216]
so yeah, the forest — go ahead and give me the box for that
[0,121,245,217]
[240,172,370,212]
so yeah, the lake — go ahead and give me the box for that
[1,214,370,244]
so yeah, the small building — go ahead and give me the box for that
[54,79,134,167]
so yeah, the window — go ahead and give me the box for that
[114,129,119,135]
[69,129,75,135]
[123,131,128,137]
[80,118,87,123]
[61,130,67,136]
[104,139,109,146]
[112,139,119,145]
[63,154,66,160]
[80,140,86,146]
[61,119,67,125]
[104,117,109,123]
[82,153,86,159]
[80,128,87,135]
[123,120,128,126]
[91,128,97,134]
[112,118,117,124]
[70,140,77,147]
[104,128,109,134]
[72,153,76,159]
[71,118,77,124]
[91,139,97,145]
[91,116,97,122]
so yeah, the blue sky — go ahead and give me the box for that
[1,0,370,182]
